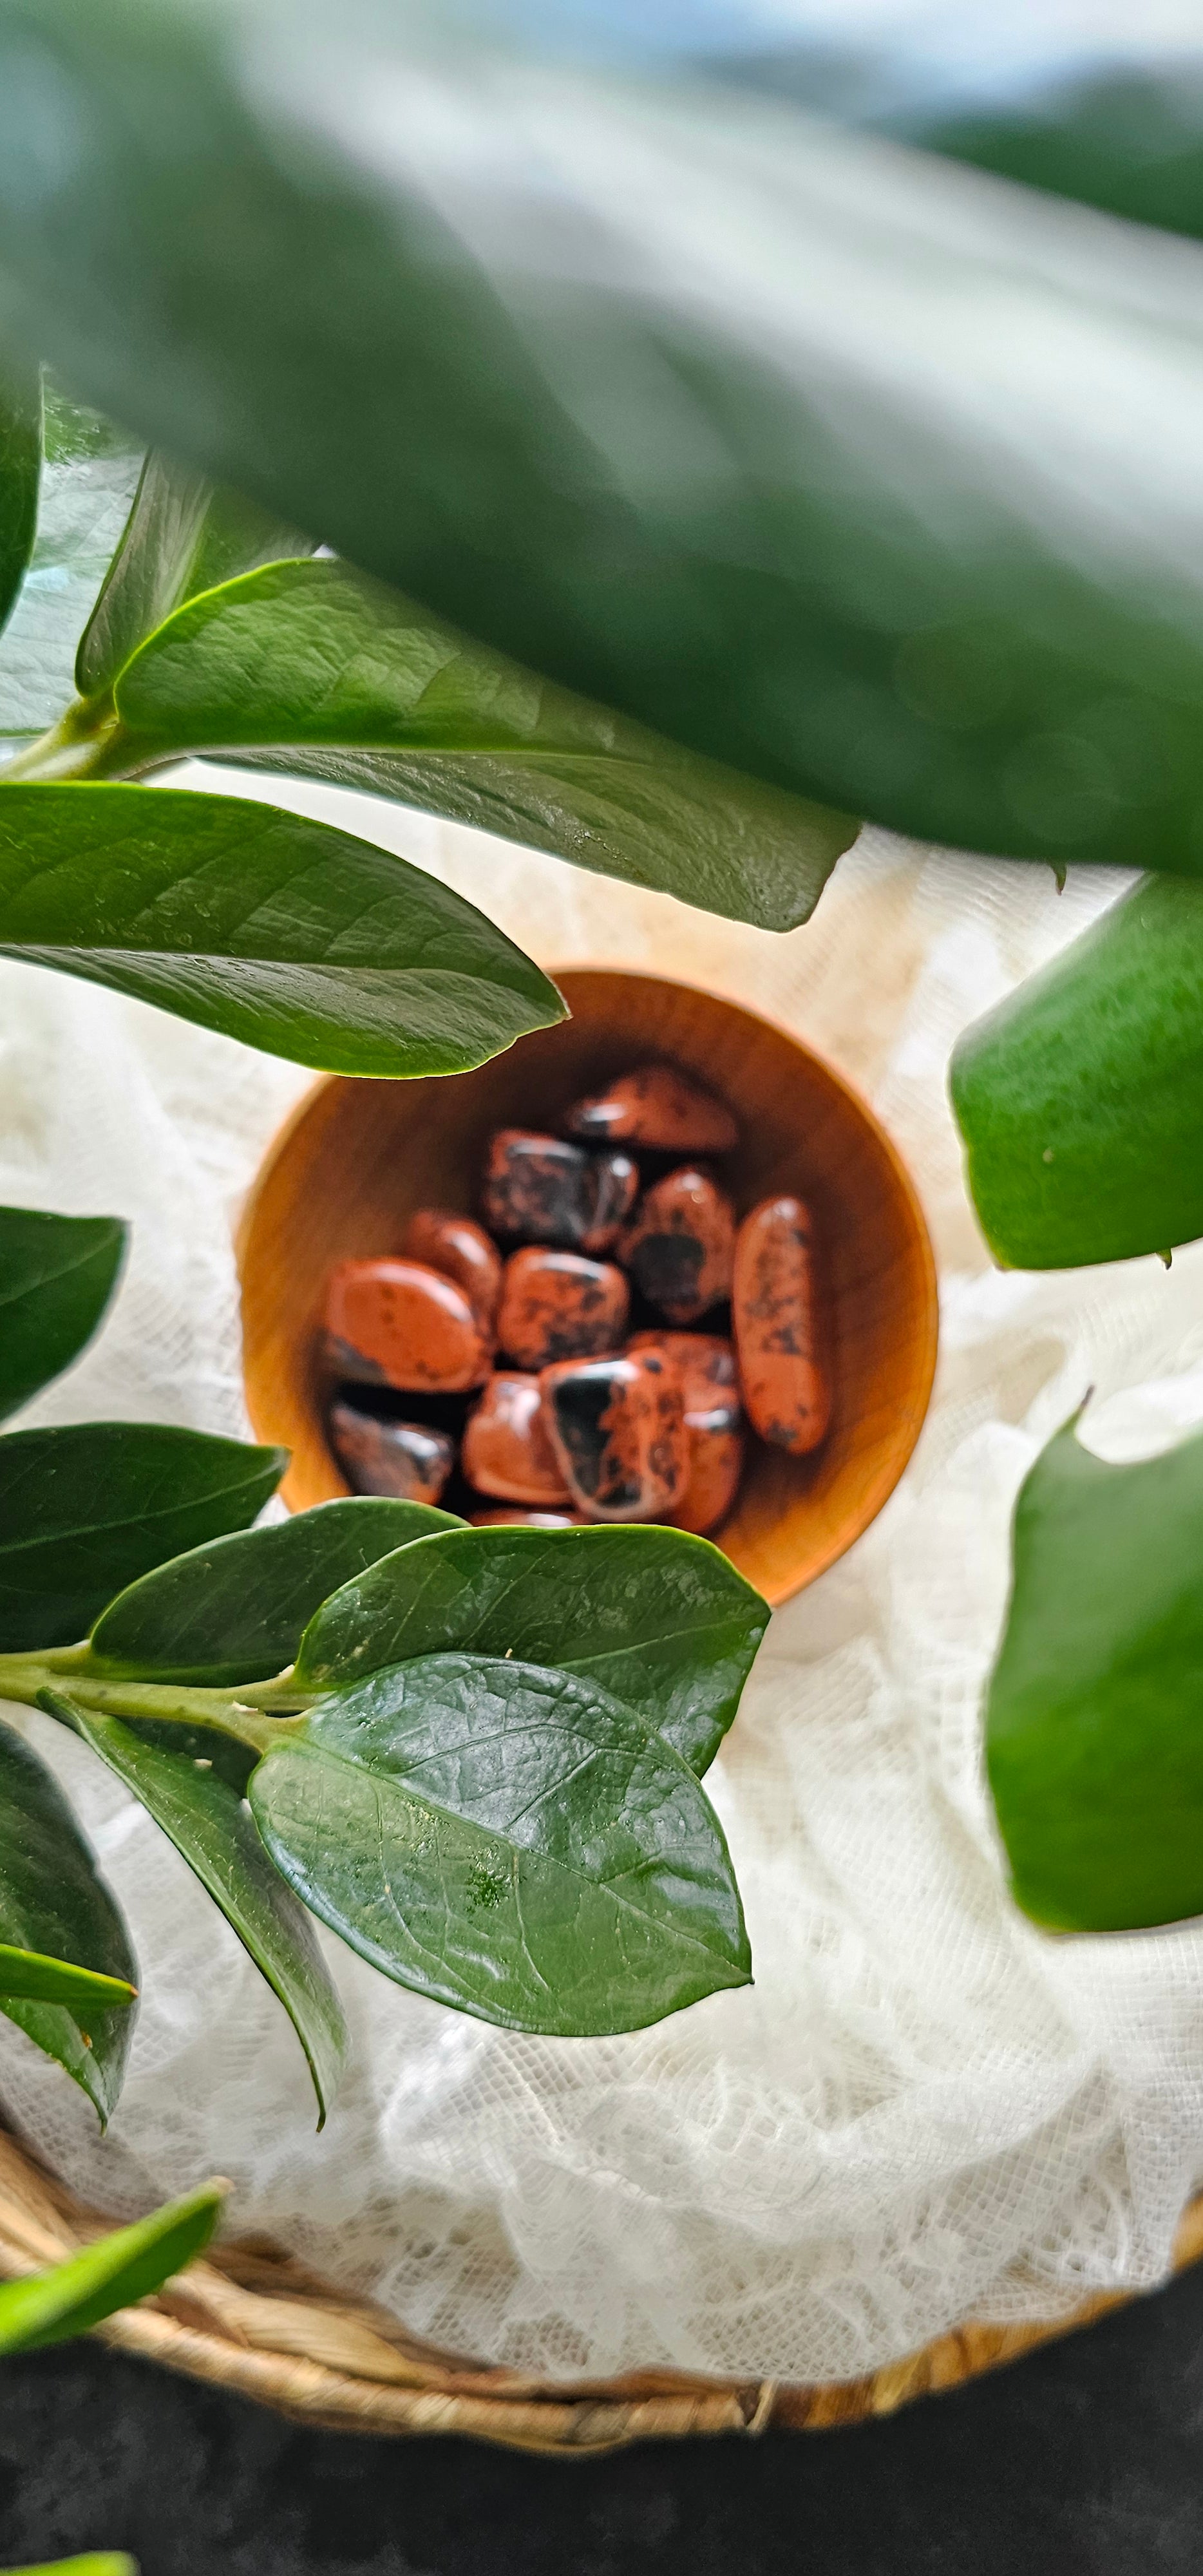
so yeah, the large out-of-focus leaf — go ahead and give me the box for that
[8,5,1203,867]
[77,451,317,698]
[951,877,1203,1271]
[0,784,564,1075]
[252,1651,750,2035]
[111,558,854,932]
[0,1422,285,1649]
[0,1718,137,2122]
[987,1412,1203,1933]
[0,358,39,643]
[0,2175,224,2353]
[0,1205,127,1423]
[903,62,1203,245]
[298,1522,769,1775]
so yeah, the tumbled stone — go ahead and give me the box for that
[470,1508,587,1528]
[461,1373,572,1505]
[628,1331,740,1422]
[482,1131,638,1253]
[629,1332,744,1534]
[497,1247,629,1371]
[325,1257,490,1394]
[329,1403,455,1504]
[621,1168,736,1324]
[733,1195,830,1454]
[672,1422,745,1537]
[403,1208,502,1331]
[540,1350,688,1522]
[565,1063,738,1155]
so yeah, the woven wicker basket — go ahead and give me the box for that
[0,2125,1198,2452]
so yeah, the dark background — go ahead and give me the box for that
[3,2262,1203,2574]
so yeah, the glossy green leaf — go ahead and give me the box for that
[0,1718,136,2122]
[8,7,1203,868]
[77,450,316,699]
[44,1692,346,2124]
[0,1206,126,1423]
[0,1422,285,1650]
[987,1412,1203,1933]
[0,2175,223,2353]
[252,1653,750,2036]
[90,1495,464,1686]
[298,1524,769,1776]
[951,877,1203,1271]
[0,784,564,1075]
[0,357,39,643]
[0,1942,135,2009]
[111,558,854,933]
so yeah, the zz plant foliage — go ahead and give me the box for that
[0,1206,767,2129]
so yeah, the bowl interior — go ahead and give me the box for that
[238,968,937,1607]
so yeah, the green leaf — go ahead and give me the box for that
[7,6,1203,869]
[951,877,1203,1271]
[0,784,565,1075]
[0,2175,224,2353]
[0,383,141,739]
[111,558,853,933]
[90,1495,464,1687]
[0,1942,135,2009]
[77,450,316,699]
[987,1412,1203,1933]
[0,1422,285,1650]
[0,356,39,643]
[900,61,1203,246]
[251,1653,750,2036]
[0,1718,136,2122]
[298,1524,769,1776]
[0,1206,126,1423]
[43,1691,346,2125]
[5,2559,138,2575]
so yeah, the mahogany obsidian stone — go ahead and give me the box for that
[497,1246,629,1371]
[732,1194,831,1455]
[481,1131,637,1253]
[628,1331,740,1421]
[324,1257,491,1394]
[403,1208,502,1331]
[461,1372,573,1506]
[469,1508,587,1528]
[540,1349,688,1522]
[329,1402,455,1504]
[628,1332,744,1535]
[564,1063,739,1155]
[621,1168,736,1325]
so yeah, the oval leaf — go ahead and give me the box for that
[0,1718,136,2123]
[0,1205,126,1423]
[0,1422,285,1651]
[43,1690,346,2125]
[0,357,39,643]
[298,1523,769,1776]
[251,1651,750,2037]
[90,1494,465,1686]
[0,784,564,1076]
[0,2175,224,2353]
[77,449,316,698]
[0,1942,135,2009]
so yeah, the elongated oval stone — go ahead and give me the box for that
[540,1350,688,1522]
[462,1372,572,1506]
[482,1130,637,1253]
[565,1063,738,1155]
[621,1168,736,1324]
[330,1403,455,1504]
[733,1195,830,1454]
[498,1246,629,1371]
[403,1208,502,1331]
[325,1258,490,1394]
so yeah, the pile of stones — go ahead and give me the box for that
[322,1062,829,1535]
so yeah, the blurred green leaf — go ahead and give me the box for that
[951,877,1203,1269]
[0,784,565,1074]
[6,2559,138,2574]
[0,1719,136,2121]
[0,1206,126,1423]
[77,451,316,698]
[0,2175,224,2353]
[0,359,39,644]
[903,62,1203,244]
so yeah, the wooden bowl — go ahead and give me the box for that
[237,969,938,1607]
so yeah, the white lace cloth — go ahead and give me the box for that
[1,771,1201,2385]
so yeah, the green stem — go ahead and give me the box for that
[0,1660,299,1754]
[0,695,148,784]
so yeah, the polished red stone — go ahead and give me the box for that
[628,1331,739,1421]
[482,1130,637,1253]
[329,1403,455,1504]
[461,1373,572,1506]
[672,1422,745,1537]
[325,1257,491,1394]
[732,1195,830,1454]
[565,1063,738,1155]
[497,1246,629,1371]
[621,1168,736,1324]
[628,1332,744,1534]
[470,1508,587,1528]
[540,1350,688,1522]
[403,1208,502,1331]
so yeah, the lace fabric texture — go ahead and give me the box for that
[1,775,1200,2387]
